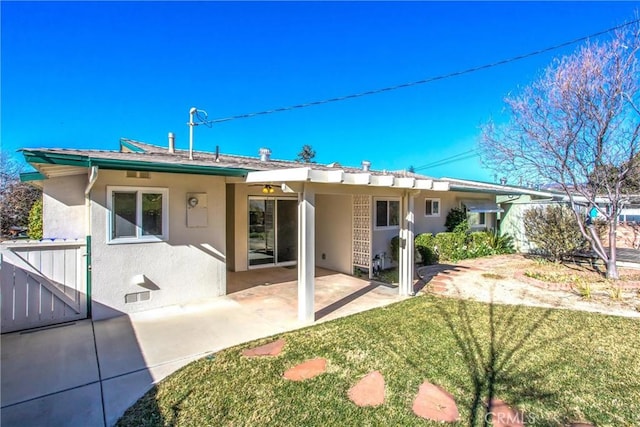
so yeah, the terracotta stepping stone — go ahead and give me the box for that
[283,358,327,381]
[487,399,524,427]
[242,339,285,357]
[348,371,385,407]
[412,381,459,422]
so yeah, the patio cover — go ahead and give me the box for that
[463,200,504,213]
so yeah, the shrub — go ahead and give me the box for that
[487,229,515,254]
[467,232,495,258]
[445,207,467,232]
[390,235,400,263]
[389,227,514,266]
[434,231,467,262]
[523,205,590,261]
[415,233,438,265]
[27,198,43,240]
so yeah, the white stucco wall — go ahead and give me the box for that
[43,174,87,239]
[315,194,352,274]
[89,170,227,319]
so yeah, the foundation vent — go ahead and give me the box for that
[125,291,151,304]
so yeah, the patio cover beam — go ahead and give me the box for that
[245,167,449,190]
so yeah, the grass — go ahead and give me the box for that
[374,267,399,285]
[117,295,640,427]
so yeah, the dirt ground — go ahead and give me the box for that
[416,254,640,318]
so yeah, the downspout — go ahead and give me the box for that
[85,166,98,317]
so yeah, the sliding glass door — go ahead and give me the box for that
[248,197,297,267]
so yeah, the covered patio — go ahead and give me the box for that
[227,267,409,323]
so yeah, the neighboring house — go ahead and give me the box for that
[12,137,542,325]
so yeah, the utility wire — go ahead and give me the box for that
[413,149,479,171]
[199,18,640,126]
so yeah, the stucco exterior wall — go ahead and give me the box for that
[225,184,236,270]
[414,191,497,235]
[89,170,227,319]
[43,174,87,239]
[315,194,352,274]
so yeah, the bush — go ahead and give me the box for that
[415,233,438,265]
[27,198,43,240]
[434,232,468,262]
[523,205,590,261]
[445,207,467,232]
[487,229,515,254]
[389,227,515,266]
[467,232,495,258]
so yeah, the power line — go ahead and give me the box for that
[413,149,479,171]
[199,18,640,126]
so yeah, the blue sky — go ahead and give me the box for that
[2,1,640,181]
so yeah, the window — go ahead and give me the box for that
[107,186,168,243]
[375,199,400,228]
[425,198,440,217]
[467,212,486,228]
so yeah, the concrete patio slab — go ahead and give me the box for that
[0,320,99,407]
[1,383,104,427]
[1,268,407,426]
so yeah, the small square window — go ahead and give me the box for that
[425,198,441,217]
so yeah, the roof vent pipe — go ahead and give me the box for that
[259,147,271,161]
[362,160,371,172]
[168,132,175,154]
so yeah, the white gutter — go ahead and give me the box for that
[85,166,98,236]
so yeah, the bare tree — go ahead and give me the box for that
[479,26,640,279]
[0,152,41,237]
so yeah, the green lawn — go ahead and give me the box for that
[118,295,640,426]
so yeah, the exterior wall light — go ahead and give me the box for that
[262,185,275,194]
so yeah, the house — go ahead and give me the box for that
[8,135,543,329]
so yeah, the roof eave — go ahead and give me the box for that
[21,150,251,178]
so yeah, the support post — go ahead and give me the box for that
[297,186,315,323]
[399,193,415,296]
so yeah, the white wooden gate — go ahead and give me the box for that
[1,240,87,333]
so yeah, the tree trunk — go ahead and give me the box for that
[607,222,619,280]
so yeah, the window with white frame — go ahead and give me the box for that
[107,186,169,243]
[375,199,400,228]
[425,198,440,217]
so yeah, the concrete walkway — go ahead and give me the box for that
[1,273,404,426]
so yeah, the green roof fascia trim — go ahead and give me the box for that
[22,150,250,177]
[119,139,146,153]
[20,171,47,182]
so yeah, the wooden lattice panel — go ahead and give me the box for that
[352,195,371,268]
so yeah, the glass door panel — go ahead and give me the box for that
[276,199,297,263]
[248,199,275,266]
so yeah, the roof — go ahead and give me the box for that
[21,138,449,191]
[20,138,570,196]
[442,177,559,198]
[21,138,445,188]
